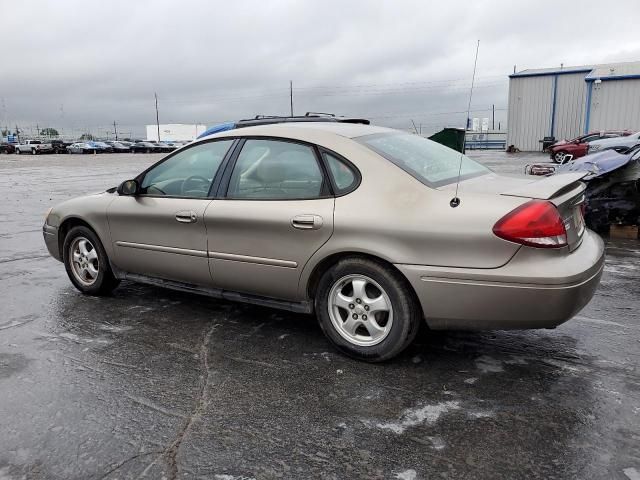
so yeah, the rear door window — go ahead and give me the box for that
[227,139,325,199]
[323,152,358,194]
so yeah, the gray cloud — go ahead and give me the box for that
[1,0,639,137]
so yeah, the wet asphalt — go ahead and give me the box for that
[0,151,639,480]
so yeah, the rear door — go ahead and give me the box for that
[205,138,334,301]
[107,139,235,285]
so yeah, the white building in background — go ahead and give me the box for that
[146,124,207,141]
[506,61,640,151]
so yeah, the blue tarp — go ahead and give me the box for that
[197,122,236,139]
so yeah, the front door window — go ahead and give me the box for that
[140,140,233,197]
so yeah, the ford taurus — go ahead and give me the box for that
[43,123,604,361]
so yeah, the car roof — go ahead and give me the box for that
[200,121,395,143]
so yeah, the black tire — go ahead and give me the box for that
[315,257,421,362]
[63,225,120,295]
[15,149,20,154]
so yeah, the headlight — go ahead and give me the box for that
[44,207,53,223]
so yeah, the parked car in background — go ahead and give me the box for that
[588,131,640,153]
[87,141,113,153]
[131,141,162,153]
[104,141,131,153]
[549,131,631,163]
[66,142,99,154]
[0,142,17,154]
[42,122,604,361]
[15,140,54,155]
[51,139,72,154]
[155,142,178,153]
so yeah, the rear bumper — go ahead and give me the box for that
[396,230,605,330]
[43,224,62,261]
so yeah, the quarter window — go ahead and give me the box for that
[227,139,324,199]
[323,152,357,193]
[140,140,233,197]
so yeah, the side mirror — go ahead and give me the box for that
[117,179,139,196]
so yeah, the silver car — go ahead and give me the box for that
[588,130,640,152]
[43,123,604,361]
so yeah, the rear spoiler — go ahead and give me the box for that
[501,172,587,200]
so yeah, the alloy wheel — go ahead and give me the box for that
[328,274,393,346]
[69,237,100,286]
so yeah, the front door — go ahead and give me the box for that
[107,139,235,286]
[205,138,335,300]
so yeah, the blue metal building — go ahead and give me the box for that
[506,61,640,151]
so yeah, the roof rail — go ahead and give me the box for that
[305,112,336,117]
[234,114,370,128]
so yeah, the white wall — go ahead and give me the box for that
[146,124,207,141]
[589,78,640,133]
[553,73,587,141]
[506,75,553,151]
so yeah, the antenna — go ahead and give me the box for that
[450,39,480,208]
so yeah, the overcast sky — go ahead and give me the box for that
[1,0,639,138]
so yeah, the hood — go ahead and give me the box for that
[555,149,633,179]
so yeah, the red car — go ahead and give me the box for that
[549,131,631,163]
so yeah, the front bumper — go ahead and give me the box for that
[43,223,61,261]
[396,230,605,330]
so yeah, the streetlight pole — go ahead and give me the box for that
[155,93,160,141]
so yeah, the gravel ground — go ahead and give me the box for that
[0,150,638,480]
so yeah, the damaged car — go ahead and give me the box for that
[555,144,640,232]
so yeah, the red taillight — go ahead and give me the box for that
[493,200,567,248]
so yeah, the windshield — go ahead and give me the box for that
[357,132,490,187]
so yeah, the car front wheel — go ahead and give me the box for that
[315,257,421,362]
[63,226,120,295]
[553,151,567,163]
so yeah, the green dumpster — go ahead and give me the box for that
[428,128,465,153]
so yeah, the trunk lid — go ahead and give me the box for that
[442,172,588,252]
[499,172,586,199]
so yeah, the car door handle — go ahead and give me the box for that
[291,214,323,230]
[175,211,197,223]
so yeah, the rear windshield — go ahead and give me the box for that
[357,132,490,187]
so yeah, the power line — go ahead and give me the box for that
[367,107,506,120]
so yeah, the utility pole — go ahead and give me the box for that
[113,121,118,140]
[492,104,495,130]
[289,81,294,117]
[155,92,160,141]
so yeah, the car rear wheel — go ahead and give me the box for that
[315,258,421,362]
[63,226,120,295]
